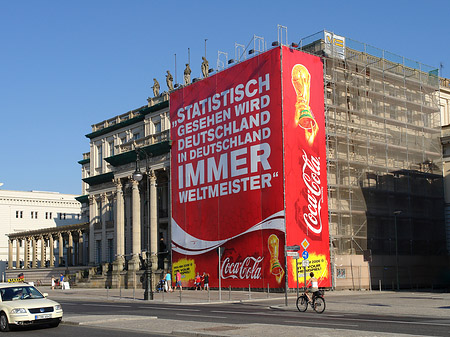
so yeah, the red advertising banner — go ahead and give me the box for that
[170,48,286,288]
[282,46,331,288]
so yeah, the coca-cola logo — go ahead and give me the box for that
[221,256,264,279]
[302,150,323,235]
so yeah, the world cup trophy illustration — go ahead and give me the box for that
[268,234,284,284]
[291,64,319,146]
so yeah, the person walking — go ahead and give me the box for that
[51,276,55,290]
[203,272,210,291]
[195,273,202,291]
[174,271,182,291]
[59,273,64,290]
[164,271,172,292]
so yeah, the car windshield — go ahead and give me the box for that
[0,286,44,301]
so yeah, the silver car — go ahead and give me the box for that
[0,283,63,331]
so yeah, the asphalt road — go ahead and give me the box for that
[54,297,450,336]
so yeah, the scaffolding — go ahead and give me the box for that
[299,31,446,262]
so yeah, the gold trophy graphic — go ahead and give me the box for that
[268,234,284,284]
[291,64,319,146]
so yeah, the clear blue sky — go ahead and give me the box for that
[1,0,449,195]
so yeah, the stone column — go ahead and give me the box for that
[24,239,29,269]
[125,186,132,255]
[49,235,54,267]
[58,233,64,267]
[101,194,108,262]
[40,236,45,268]
[78,231,84,265]
[15,238,21,269]
[8,239,13,269]
[89,195,96,264]
[68,232,73,266]
[31,238,37,268]
[129,178,141,271]
[114,180,125,265]
[150,171,158,270]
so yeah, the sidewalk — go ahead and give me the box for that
[41,287,450,337]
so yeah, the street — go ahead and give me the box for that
[23,288,450,337]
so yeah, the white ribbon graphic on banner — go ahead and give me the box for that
[171,210,285,255]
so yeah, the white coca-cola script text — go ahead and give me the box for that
[221,256,264,279]
[302,150,323,235]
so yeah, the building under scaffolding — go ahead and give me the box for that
[299,31,447,289]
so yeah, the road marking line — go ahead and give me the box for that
[138,307,200,311]
[212,310,284,317]
[325,316,450,327]
[176,313,227,319]
[81,303,131,308]
[284,320,358,327]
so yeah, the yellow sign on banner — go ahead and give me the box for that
[290,252,329,286]
[172,258,196,282]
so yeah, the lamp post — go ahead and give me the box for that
[133,148,153,300]
[393,210,401,291]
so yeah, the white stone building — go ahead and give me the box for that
[0,189,83,276]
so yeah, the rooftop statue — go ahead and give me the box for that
[184,63,191,85]
[152,78,160,97]
[166,70,174,91]
[201,57,209,78]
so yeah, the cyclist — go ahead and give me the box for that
[305,272,319,303]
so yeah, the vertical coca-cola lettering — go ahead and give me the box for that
[302,150,323,235]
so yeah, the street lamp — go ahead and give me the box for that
[132,148,153,300]
[393,210,402,291]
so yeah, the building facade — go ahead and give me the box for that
[79,95,171,286]
[1,190,83,276]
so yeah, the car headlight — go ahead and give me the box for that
[11,308,27,314]
[55,305,62,310]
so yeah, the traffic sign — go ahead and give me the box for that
[302,251,309,260]
[301,238,310,250]
[286,251,299,258]
[302,260,310,267]
[286,245,300,251]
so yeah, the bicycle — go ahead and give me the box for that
[296,290,326,313]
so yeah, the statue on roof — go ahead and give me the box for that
[152,78,160,97]
[166,70,174,91]
[184,64,192,85]
[201,57,209,78]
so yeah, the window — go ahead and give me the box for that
[31,211,38,219]
[45,212,52,219]
[59,213,66,220]
[15,211,23,219]
[154,121,161,133]
[107,202,114,221]
[97,201,102,223]
[96,144,103,168]
[133,133,140,140]
[109,141,114,157]
[337,268,346,279]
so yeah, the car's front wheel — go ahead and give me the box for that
[0,312,10,332]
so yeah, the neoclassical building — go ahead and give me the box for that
[1,190,83,276]
[78,94,171,284]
